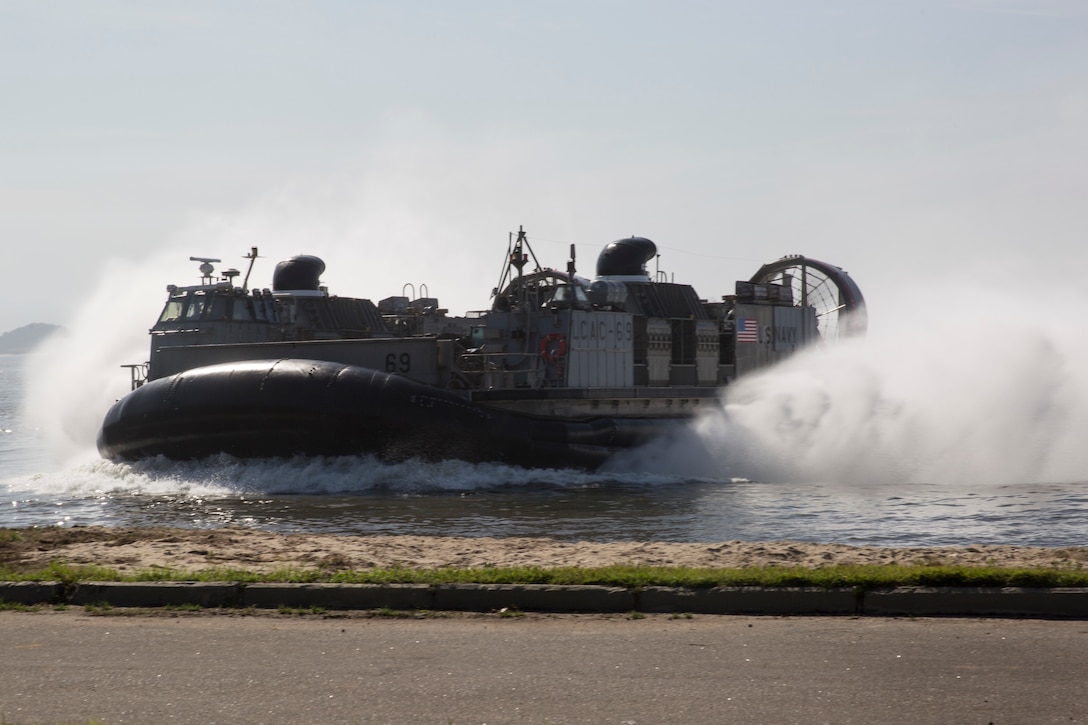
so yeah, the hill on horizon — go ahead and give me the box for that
[0,323,63,354]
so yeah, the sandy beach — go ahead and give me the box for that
[2,526,1086,575]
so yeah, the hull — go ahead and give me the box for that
[97,359,689,469]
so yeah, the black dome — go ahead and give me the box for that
[272,255,326,291]
[595,237,657,277]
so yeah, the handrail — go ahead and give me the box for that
[121,363,149,391]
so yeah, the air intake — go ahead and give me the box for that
[272,255,326,291]
[595,237,657,277]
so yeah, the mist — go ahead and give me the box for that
[21,252,179,468]
[609,282,1088,486]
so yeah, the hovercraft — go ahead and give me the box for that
[97,229,865,469]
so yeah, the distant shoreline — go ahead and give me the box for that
[0,323,61,355]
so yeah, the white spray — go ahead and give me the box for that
[21,253,178,468]
[611,283,1088,486]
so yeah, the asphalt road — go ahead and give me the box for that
[1,610,1086,724]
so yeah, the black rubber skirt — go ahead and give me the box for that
[96,359,678,469]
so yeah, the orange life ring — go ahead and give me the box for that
[539,333,567,363]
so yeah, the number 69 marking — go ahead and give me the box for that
[385,353,411,373]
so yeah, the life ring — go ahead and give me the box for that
[539,333,567,363]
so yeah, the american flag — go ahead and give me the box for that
[737,318,759,343]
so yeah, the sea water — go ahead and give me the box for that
[2,348,1086,547]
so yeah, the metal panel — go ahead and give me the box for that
[773,306,807,353]
[645,318,671,386]
[695,319,720,385]
[566,311,634,388]
[732,303,818,377]
[732,304,777,378]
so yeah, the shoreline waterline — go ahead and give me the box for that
[4,525,1086,576]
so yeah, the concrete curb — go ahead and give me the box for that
[864,587,1088,618]
[0,582,61,605]
[2,582,1086,618]
[434,584,634,612]
[638,586,860,615]
[243,583,433,611]
[67,581,243,608]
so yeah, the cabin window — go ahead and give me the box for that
[252,295,268,321]
[184,292,207,320]
[259,296,280,322]
[205,294,228,321]
[158,295,187,322]
[231,297,254,321]
[543,284,591,310]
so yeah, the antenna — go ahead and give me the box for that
[241,247,260,291]
[190,256,221,284]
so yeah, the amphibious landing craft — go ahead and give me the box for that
[97,228,865,469]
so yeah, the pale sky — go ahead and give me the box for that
[3,0,1087,335]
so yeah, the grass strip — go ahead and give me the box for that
[3,561,1088,590]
